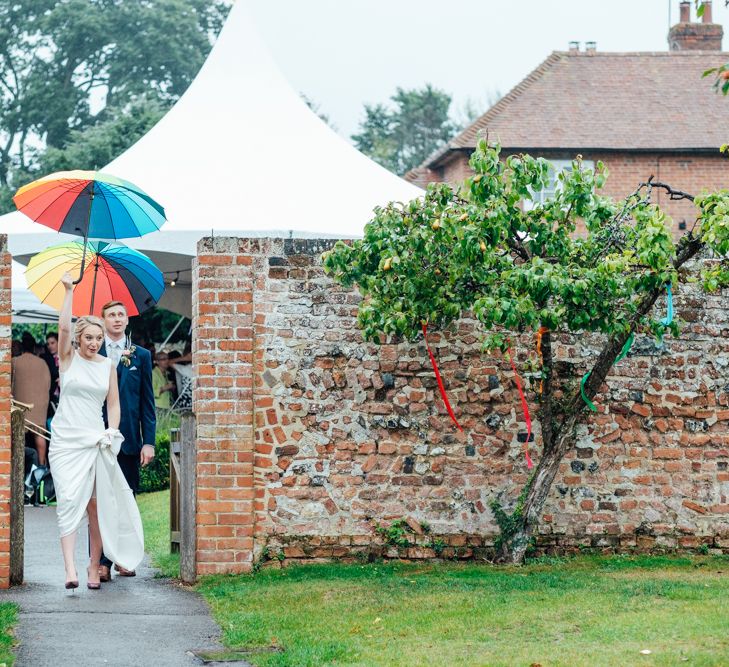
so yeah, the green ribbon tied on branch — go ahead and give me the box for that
[580,332,635,412]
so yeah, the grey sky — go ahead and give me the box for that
[246,0,729,139]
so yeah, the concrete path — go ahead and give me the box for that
[4,506,240,666]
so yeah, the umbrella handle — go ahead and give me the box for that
[72,185,94,285]
[72,242,88,285]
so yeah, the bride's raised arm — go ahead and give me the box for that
[58,272,74,366]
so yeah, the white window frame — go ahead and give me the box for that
[524,158,594,210]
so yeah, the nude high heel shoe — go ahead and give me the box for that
[65,570,79,596]
[87,566,101,590]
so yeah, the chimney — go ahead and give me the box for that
[679,0,690,23]
[702,1,713,23]
[568,41,580,53]
[585,41,597,53]
[669,1,723,50]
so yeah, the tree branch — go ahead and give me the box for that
[639,179,695,203]
[509,232,531,262]
[566,231,703,421]
[538,328,555,453]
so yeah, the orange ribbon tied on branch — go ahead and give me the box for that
[422,323,463,432]
[535,326,548,359]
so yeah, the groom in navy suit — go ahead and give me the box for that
[98,300,156,581]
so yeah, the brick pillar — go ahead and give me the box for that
[192,237,255,574]
[0,236,12,588]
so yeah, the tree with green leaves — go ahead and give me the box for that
[352,84,457,176]
[0,0,229,207]
[37,97,166,175]
[323,140,729,563]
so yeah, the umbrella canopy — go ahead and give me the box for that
[13,170,166,240]
[25,241,165,317]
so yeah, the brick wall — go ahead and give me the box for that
[0,236,12,587]
[193,237,729,570]
[192,240,256,574]
[432,151,729,238]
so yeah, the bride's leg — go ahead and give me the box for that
[60,531,77,584]
[87,497,102,585]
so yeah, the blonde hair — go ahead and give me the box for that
[74,316,105,347]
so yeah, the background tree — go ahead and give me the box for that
[0,0,230,212]
[352,84,458,175]
[452,89,500,132]
[324,140,729,563]
[301,93,337,130]
[36,97,166,174]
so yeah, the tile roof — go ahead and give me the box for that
[428,50,729,168]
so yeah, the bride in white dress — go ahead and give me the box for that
[49,272,144,591]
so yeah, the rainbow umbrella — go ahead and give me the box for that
[25,241,165,317]
[14,170,166,282]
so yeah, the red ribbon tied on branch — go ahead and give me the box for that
[507,346,533,469]
[422,323,463,432]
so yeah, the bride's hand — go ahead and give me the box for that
[61,272,74,290]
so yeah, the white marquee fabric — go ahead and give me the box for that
[1,1,421,319]
[11,259,58,323]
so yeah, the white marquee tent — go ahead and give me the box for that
[2,0,421,320]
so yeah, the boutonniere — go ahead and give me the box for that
[120,335,137,368]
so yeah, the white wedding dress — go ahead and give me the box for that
[49,352,144,571]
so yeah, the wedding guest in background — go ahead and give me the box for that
[167,350,182,401]
[11,332,51,465]
[152,351,175,410]
[41,331,61,418]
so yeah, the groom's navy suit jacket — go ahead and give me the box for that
[100,342,156,456]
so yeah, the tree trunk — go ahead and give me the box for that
[497,414,579,563]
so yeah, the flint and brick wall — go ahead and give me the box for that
[193,237,729,572]
[0,236,12,588]
[415,150,729,238]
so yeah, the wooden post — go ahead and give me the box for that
[179,412,197,584]
[169,427,181,553]
[10,407,26,586]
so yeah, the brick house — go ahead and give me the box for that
[407,1,729,235]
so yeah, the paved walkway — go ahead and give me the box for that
[5,506,239,666]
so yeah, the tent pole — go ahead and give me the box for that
[160,315,186,348]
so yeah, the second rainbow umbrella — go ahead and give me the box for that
[25,241,165,317]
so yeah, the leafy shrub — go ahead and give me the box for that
[139,432,170,493]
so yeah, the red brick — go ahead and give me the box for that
[682,500,708,515]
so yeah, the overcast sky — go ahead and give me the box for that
[245,0,729,139]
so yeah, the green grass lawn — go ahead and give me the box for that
[137,489,179,578]
[139,490,729,666]
[0,603,17,667]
